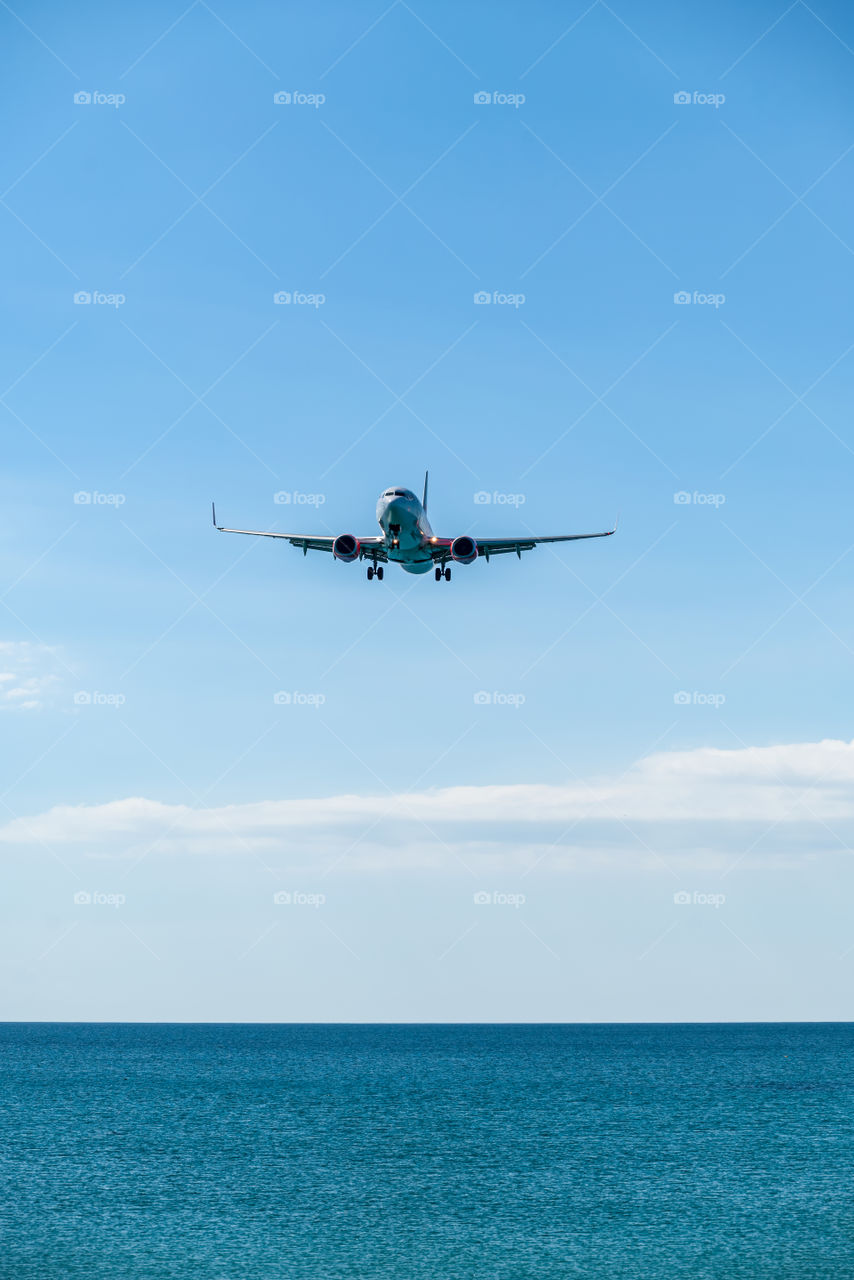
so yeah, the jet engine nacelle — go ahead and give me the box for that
[450,535,478,565]
[332,534,360,563]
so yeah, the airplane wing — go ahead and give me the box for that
[211,505,387,560]
[430,523,617,561]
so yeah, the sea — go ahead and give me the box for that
[1,1022,852,1278]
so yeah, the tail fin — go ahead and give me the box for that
[422,470,429,512]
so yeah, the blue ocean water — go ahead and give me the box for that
[1,1023,852,1278]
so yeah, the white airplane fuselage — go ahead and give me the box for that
[376,487,436,574]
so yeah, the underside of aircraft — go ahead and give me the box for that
[213,473,616,581]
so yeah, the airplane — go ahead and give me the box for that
[212,473,616,581]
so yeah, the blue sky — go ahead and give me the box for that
[2,0,854,1021]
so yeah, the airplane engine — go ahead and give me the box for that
[332,534,360,563]
[450,535,478,565]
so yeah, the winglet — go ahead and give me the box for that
[422,470,429,512]
[212,501,220,530]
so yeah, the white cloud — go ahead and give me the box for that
[0,642,61,711]
[1,737,852,869]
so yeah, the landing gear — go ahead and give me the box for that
[435,567,442,582]
[376,566,383,580]
[367,565,384,581]
[444,567,451,582]
[435,566,451,582]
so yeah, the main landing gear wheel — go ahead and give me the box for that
[444,567,451,582]
[435,567,442,582]
[435,566,451,582]
[367,566,374,580]
[376,566,384,580]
